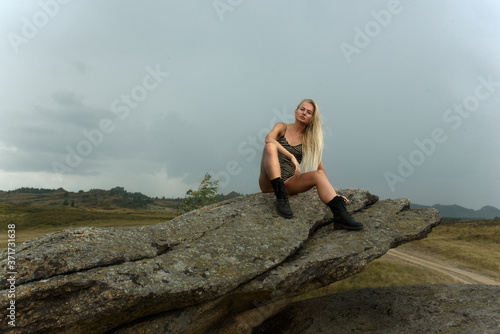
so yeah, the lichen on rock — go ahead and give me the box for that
[0,188,441,333]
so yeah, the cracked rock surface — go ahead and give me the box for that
[0,189,441,333]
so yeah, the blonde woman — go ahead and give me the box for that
[259,99,363,230]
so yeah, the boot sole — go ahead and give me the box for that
[277,209,293,219]
[339,224,364,230]
[334,222,364,230]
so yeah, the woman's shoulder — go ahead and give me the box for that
[272,122,287,137]
[273,122,287,129]
[274,122,287,132]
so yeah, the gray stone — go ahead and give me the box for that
[0,189,441,333]
[255,284,500,334]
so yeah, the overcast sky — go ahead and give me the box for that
[1,0,499,210]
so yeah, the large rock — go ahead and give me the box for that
[0,189,440,333]
[255,284,500,334]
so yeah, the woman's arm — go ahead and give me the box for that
[265,122,301,175]
[265,122,289,156]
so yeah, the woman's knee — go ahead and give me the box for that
[262,142,278,157]
[313,169,327,180]
[264,142,276,152]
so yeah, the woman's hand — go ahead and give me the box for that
[339,195,349,203]
[290,156,301,177]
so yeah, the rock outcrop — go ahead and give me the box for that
[255,284,500,334]
[0,189,441,333]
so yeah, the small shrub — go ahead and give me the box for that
[178,173,220,214]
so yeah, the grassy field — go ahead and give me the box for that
[0,203,177,249]
[294,255,459,301]
[296,219,500,301]
[398,219,500,281]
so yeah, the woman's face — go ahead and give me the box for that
[295,102,314,125]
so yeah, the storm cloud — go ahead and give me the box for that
[1,0,499,209]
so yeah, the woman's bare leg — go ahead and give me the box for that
[259,142,282,193]
[259,143,293,218]
[285,170,363,229]
[284,170,337,203]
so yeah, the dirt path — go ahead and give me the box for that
[386,248,500,286]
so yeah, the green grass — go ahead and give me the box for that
[294,255,460,302]
[0,203,177,249]
[398,220,500,281]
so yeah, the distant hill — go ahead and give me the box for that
[410,203,500,220]
[0,187,242,210]
[0,187,164,210]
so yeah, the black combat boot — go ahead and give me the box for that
[327,196,364,230]
[270,178,293,219]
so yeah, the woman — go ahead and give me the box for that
[258,99,363,230]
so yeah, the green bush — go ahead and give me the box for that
[178,173,220,214]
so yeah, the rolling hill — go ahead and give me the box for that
[411,203,500,220]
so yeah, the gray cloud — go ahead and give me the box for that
[0,0,499,209]
[51,90,84,107]
[72,60,90,75]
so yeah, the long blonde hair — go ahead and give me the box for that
[299,99,323,172]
